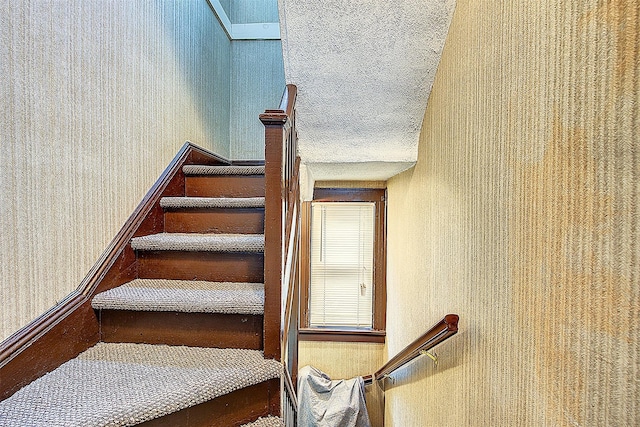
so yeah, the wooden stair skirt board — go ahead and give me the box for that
[0,146,282,426]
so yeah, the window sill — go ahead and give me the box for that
[298,328,386,343]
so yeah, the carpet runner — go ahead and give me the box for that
[0,343,281,427]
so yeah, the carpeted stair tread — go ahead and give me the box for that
[91,279,264,314]
[183,165,265,176]
[0,343,281,427]
[160,196,265,209]
[241,416,285,427]
[131,233,264,252]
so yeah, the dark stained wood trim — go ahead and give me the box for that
[0,293,84,367]
[282,365,298,411]
[84,141,230,297]
[0,142,227,401]
[362,374,373,386]
[281,158,300,353]
[230,160,266,166]
[315,180,387,189]
[268,377,281,416]
[374,314,459,381]
[0,298,100,400]
[302,188,387,333]
[164,208,265,235]
[260,84,297,124]
[138,379,278,427]
[185,175,266,198]
[281,84,297,116]
[98,310,263,349]
[312,187,386,202]
[298,328,386,343]
[262,119,284,360]
[299,202,312,329]
[260,88,294,361]
[137,251,265,283]
[260,84,298,362]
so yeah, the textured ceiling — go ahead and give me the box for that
[278,0,456,182]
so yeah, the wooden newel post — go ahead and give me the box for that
[260,109,289,361]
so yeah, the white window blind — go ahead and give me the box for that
[309,202,375,329]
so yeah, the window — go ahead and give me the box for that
[300,188,386,342]
[309,202,375,328]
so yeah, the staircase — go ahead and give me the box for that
[0,164,284,426]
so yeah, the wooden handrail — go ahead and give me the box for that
[281,157,301,347]
[283,350,299,409]
[279,84,297,117]
[372,314,459,381]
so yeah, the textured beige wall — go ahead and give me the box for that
[0,0,231,341]
[385,0,639,426]
[298,341,383,380]
[299,341,384,426]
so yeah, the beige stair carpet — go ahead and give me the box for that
[131,233,264,252]
[0,343,281,427]
[91,279,264,315]
[160,196,265,209]
[241,415,285,427]
[183,165,265,175]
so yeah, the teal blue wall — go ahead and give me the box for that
[230,0,280,23]
[209,7,232,155]
[199,0,284,160]
[230,40,285,159]
[229,0,284,159]
[159,0,232,156]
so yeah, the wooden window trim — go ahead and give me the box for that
[299,188,386,343]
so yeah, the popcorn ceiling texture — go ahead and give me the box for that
[385,0,639,425]
[278,0,456,181]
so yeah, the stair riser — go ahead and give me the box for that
[185,176,265,198]
[98,310,263,349]
[164,209,265,234]
[137,251,264,282]
[138,379,278,427]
